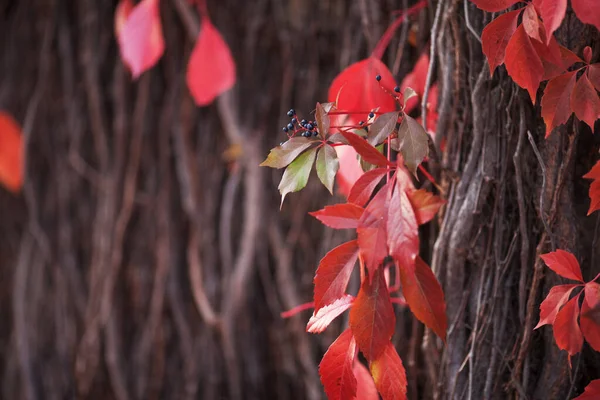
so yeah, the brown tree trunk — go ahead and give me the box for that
[0,1,598,399]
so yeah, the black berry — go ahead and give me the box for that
[376,74,381,81]
[287,109,295,117]
[312,131,319,137]
[359,121,364,125]
[291,117,297,124]
[301,119,307,125]
[283,126,289,133]
[307,123,314,130]
[369,112,375,118]
[394,86,400,93]
[287,123,294,130]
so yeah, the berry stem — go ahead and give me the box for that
[280,302,314,318]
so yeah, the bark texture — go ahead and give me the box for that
[0,0,598,399]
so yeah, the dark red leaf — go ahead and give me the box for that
[505,24,544,102]
[328,57,397,124]
[541,70,577,137]
[469,0,519,12]
[399,256,447,341]
[408,189,445,225]
[387,181,419,278]
[310,203,364,229]
[571,73,600,131]
[583,161,600,215]
[584,46,593,64]
[588,64,600,91]
[339,130,392,168]
[187,16,236,106]
[349,267,396,360]
[540,250,584,282]
[581,282,600,351]
[353,362,379,400]
[358,185,390,279]
[348,168,388,206]
[117,0,165,79]
[313,240,360,312]
[481,9,521,76]
[553,292,583,356]
[369,342,407,400]
[574,379,600,400]
[572,0,600,32]
[319,328,358,400]
[307,295,354,333]
[533,0,566,44]
[534,284,579,329]
[0,112,23,193]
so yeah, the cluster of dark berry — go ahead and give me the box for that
[282,109,319,138]
[375,74,401,93]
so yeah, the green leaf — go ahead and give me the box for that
[260,137,314,169]
[316,144,339,194]
[315,102,331,138]
[397,115,429,176]
[278,147,317,206]
[367,111,399,146]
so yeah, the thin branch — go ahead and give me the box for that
[421,0,443,132]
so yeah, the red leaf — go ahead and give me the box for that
[387,180,419,278]
[534,284,579,329]
[584,161,600,215]
[481,9,521,76]
[307,295,354,333]
[187,16,236,106]
[117,0,164,79]
[581,282,600,351]
[0,112,23,193]
[541,70,577,137]
[358,185,390,279]
[469,0,519,12]
[328,57,397,124]
[588,64,600,92]
[335,145,365,197]
[505,24,544,102]
[533,0,566,44]
[583,46,593,64]
[349,267,396,360]
[574,380,600,400]
[553,293,583,356]
[313,240,360,312]
[114,0,133,38]
[408,188,445,225]
[310,204,364,229]
[369,342,407,400]
[353,362,379,400]
[571,73,600,130]
[400,52,429,113]
[572,0,600,32]
[339,131,392,168]
[319,328,358,400]
[399,256,447,341]
[522,4,542,43]
[541,250,584,282]
[348,168,387,207]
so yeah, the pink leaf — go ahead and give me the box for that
[117,0,165,79]
[307,295,354,333]
[335,145,364,197]
[540,250,584,282]
[187,17,236,106]
[533,0,566,44]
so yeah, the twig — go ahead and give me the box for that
[463,0,482,43]
[421,0,443,132]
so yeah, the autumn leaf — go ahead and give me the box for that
[316,144,339,194]
[570,73,600,131]
[580,282,600,351]
[187,16,236,106]
[541,70,577,137]
[505,24,544,103]
[572,0,600,32]
[534,284,579,329]
[260,137,314,168]
[114,0,133,38]
[307,295,354,333]
[369,342,407,400]
[408,188,445,225]
[335,145,364,197]
[348,168,388,207]
[532,0,566,44]
[469,0,519,12]
[310,204,364,229]
[278,147,317,206]
[397,114,429,175]
[319,328,358,400]
[522,4,542,43]
[481,9,521,76]
[0,112,23,193]
[367,111,399,146]
[117,0,165,79]
[588,64,600,92]
[313,240,360,312]
[540,250,584,282]
[400,53,429,113]
[583,160,600,215]
[315,102,331,138]
[552,293,584,356]
[573,379,600,400]
[353,362,379,400]
[339,130,392,168]
[358,185,390,279]
[350,267,396,360]
[328,57,397,124]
